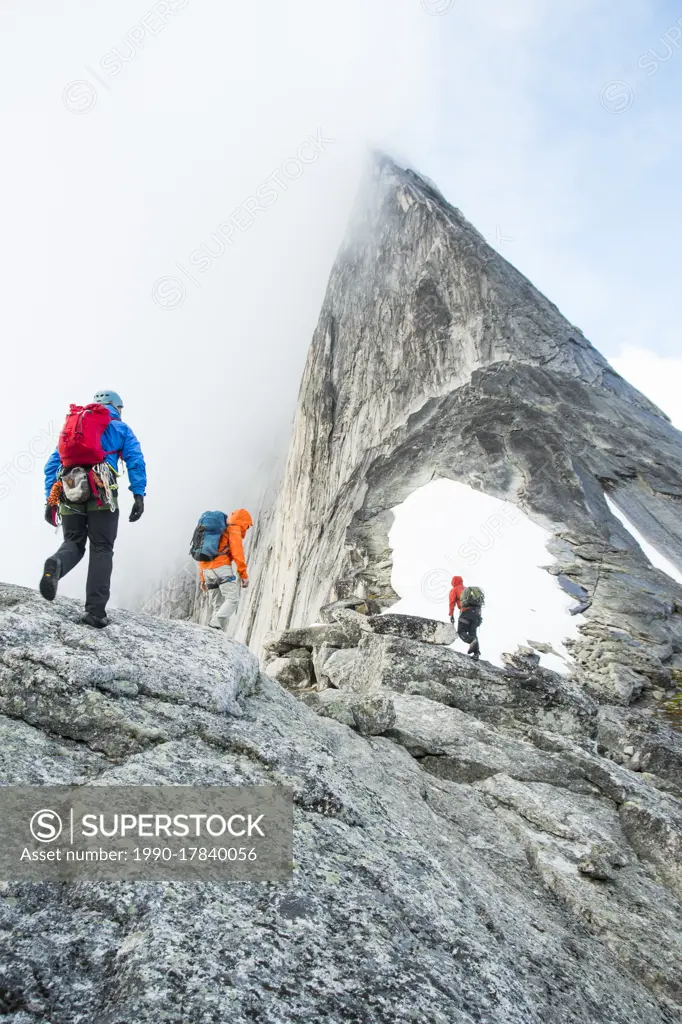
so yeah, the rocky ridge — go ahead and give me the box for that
[144,156,682,715]
[232,157,682,701]
[1,583,681,1022]
[122,154,682,1019]
[263,600,682,1017]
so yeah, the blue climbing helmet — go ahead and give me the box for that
[94,389,123,411]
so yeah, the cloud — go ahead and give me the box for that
[1,0,679,617]
[611,347,682,429]
[0,0,432,607]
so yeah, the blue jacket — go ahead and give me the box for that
[45,406,147,498]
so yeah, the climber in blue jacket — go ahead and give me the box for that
[44,400,146,500]
[40,389,147,628]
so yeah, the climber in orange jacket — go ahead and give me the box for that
[449,575,465,623]
[199,508,253,630]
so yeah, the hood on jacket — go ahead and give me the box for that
[451,576,463,587]
[104,405,122,420]
[231,509,253,536]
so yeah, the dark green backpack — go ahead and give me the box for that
[461,586,485,608]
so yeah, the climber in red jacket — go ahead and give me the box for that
[449,575,465,623]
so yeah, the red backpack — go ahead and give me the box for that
[58,404,112,469]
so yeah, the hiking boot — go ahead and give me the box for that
[82,613,109,629]
[39,557,61,601]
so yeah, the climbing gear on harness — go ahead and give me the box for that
[89,462,118,512]
[46,480,64,526]
[62,466,91,503]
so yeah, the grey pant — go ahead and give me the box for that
[54,508,120,619]
[204,565,241,630]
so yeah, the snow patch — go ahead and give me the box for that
[387,479,584,673]
[605,495,682,586]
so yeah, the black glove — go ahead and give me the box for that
[450,615,454,624]
[44,504,55,525]
[129,495,144,522]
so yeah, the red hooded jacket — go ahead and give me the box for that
[449,576,465,617]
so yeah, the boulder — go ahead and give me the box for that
[263,653,314,692]
[502,646,541,669]
[322,648,361,690]
[302,689,396,736]
[319,601,371,624]
[320,603,375,637]
[341,633,598,739]
[365,613,456,646]
[263,620,362,655]
[311,643,340,689]
[573,631,672,705]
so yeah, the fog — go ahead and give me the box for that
[0,0,432,607]
[2,1,680,614]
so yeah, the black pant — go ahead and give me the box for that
[458,608,481,656]
[52,510,119,618]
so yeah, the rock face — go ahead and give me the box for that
[365,612,456,645]
[302,688,397,736]
[110,154,682,1019]
[1,583,681,1022]
[231,155,681,703]
[144,155,681,711]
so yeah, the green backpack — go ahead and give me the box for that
[461,586,485,608]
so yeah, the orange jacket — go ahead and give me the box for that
[449,576,464,617]
[199,508,253,583]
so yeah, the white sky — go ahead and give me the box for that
[0,1,680,611]
[0,0,430,605]
[389,479,584,673]
[611,348,682,431]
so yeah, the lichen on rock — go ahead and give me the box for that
[2,583,682,1021]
